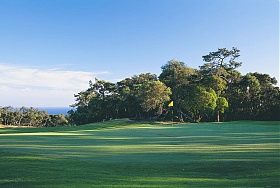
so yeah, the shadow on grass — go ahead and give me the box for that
[0,120,279,187]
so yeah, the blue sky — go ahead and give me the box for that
[0,0,279,107]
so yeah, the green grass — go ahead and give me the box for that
[0,120,279,187]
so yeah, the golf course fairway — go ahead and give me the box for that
[0,120,279,187]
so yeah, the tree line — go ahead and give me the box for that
[0,107,68,127]
[68,47,280,125]
[1,47,279,127]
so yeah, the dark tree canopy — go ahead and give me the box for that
[201,47,242,71]
[67,47,279,125]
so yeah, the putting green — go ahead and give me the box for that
[0,120,279,187]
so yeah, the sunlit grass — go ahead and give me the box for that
[0,120,279,187]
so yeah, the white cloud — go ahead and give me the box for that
[0,64,107,107]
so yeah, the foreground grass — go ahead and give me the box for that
[0,120,279,187]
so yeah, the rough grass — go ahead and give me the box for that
[0,120,279,187]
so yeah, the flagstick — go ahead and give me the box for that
[172,107,173,126]
[168,101,174,126]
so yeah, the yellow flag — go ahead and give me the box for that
[168,101,174,107]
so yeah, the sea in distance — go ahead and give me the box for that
[37,107,72,115]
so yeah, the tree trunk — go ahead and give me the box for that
[158,106,163,115]
[198,115,201,122]
[179,111,183,122]
[217,111,220,122]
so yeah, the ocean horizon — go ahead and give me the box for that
[37,107,72,115]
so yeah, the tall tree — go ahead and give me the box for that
[201,47,242,72]
[159,60,197,120]
[200,47,242,85]
[138,80,171,116]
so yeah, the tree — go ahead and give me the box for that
[159,60,196,88]
[226,74,262,120]
[159,60,197,121]
[119,73,158,119]
[69,73,161,124]
[68,47,280,124]
[200,47,242,85]
[71,80,97,107]
[182,86,217,122]
[0,106,13,125]
[48,114,69,127]
[0,106,68,127]
[216,97,229,122]
[249,73,279,120]
[138,80,171,116]
[201,47,242,72]
[200,74,227,96]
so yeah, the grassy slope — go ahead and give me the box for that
[0,120,279,188]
